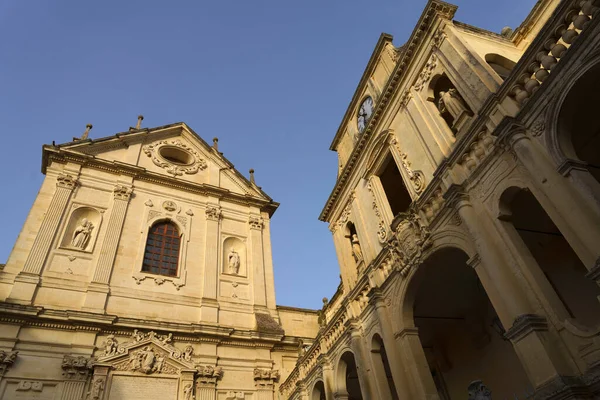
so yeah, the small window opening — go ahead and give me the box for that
[378,156,412,216]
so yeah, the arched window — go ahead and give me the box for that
[142,221,181,276]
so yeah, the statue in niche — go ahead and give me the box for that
[438,88,470,121]
[468,380,492,400]
[71,218,94,250]
[228,248,241,274]
[350,234,363,263]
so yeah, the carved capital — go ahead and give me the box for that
[56,173,78,190]
[62,355,93,380]
[248,216,263,230]
[253,368,280,389]
[113,185,133,200]
[195,365,223,387]
[442,184,470,209]
[504,314,548,341]
[0,351,18,376]
[205,205,222,221]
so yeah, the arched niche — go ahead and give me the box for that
[427,73,473,134]
[335,351,363,400]
[311,380,326,400]
[61,206,102,252]
[485,54,516,80]
[222,236,246,277]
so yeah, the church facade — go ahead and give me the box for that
[279,0,600,399]
[1,0,600,399]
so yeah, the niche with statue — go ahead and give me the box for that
[428,74,473,134]
[222,237,246,277]
[60,206,102,252]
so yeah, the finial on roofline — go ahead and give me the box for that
[136,115,144,130]
[74,123,93,141]
[249,169,255,185]
[213,137,219,151]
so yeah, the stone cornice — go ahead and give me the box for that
[320,0,457,222]
[504,314,548,341]
[43,147,279,216]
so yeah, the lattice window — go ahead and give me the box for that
[142,221,181,276]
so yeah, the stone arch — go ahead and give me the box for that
[334,350,363,399]
[547,55,600,166]
[370,333,398,399]
[311,380,326,400]
[395,247,530,398]
[484,53,517,80]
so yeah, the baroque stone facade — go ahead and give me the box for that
[2,0,600,399]
[281,0,600,399]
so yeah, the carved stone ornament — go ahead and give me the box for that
[162,200,177,212]
[205,205,222,221]
[16,381,44,392]
[432,29,446,49]
[414,54,437,91]
[226,391,245,400]
[196,365,224,385]
[143,140,207,176]
[391,211,431,276]
[0,350,18,376]
[367,182,388,243]
[248,215,263,230]
[113,185,133,200]
[56,173,78,190]
[385,42,400,63]
[62,355,93,380]
[253,368,280,388]
[87,377,105,400]
[531,120,545,137]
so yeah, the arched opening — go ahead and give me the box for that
[429,74,472,134]
[409,248,530,399]
[499,187,600,328]
[336,351,363,400]
[142,220,181,277]
[485,54,516,80]
[311,381,326,400]
[378,154,412,217]
[558,62,600,184]
[371,334,398,399]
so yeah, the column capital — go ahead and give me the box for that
[205,205,222,221]
[442,183,470,209]
[195,365,223,388]
[56,173,78,190]
[61,355,93,381]
[113,184,133,200]
[248,215,264,230]
[253,368,280,389]
[492,117,528,149]
[504,314,548,341]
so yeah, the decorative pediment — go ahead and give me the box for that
[97,331,196,375]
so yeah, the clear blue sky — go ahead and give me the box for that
[0,0,535,309]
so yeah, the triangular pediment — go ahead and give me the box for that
[42,122,277,210]
[96,333,196,374]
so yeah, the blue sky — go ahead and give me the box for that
[0,0,536,309]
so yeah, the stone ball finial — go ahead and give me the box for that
[137,115,144,120]
[212,137,219,151]
[135,115,144,130]
[322,297,328,305]
[86,124,93,129]
[249,169,256,184]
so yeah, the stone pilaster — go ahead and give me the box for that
[249,215,267,308]
[201,204,221,323]
[60,355,93,400]
[9,173,78,304]
[84,184,132,312]
[195,365,223,400]
[370,291,412,399]
[347,324,377,399]
[321,359,336,400]
[253,368,279,400]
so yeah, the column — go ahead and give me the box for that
[393,328,439,399]
[195,365,222,400]
[370,291,412,399]
[83,184,132,312]
[347,324,377,399]
[60,355,93,400]
[249,215,267,309]
[201,203,221,324]
[445,185,574,388]
[254,369,278,400]
[9,173,78,304]
[508,130,600,269]
[321,359,336,400]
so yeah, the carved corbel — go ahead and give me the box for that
[62,355,94,380]
[0,350,18,376]
[56,173,78,190]
[205,205,222,221]
[248,215,264,230]
[113,184,133,201]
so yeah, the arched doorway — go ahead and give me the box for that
[557,62,600,185]
[407,248,531,399]
[499,187,600,328]
[311,381,326,400]
[371,334,398,399]
[335,351,363,400]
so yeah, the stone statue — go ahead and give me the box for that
[183,345,193,361]
[160,333,172,345]
[228,248,241,274]
[351,234,363,263]
[438,88,470,121]
[72,218,94,250]
[468,380,492,400]
[140,347,155,373]
[184,383,194,400]
[102,334,117,356]
[87,378,104,400]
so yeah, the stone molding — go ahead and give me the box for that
[504,314,548,341]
